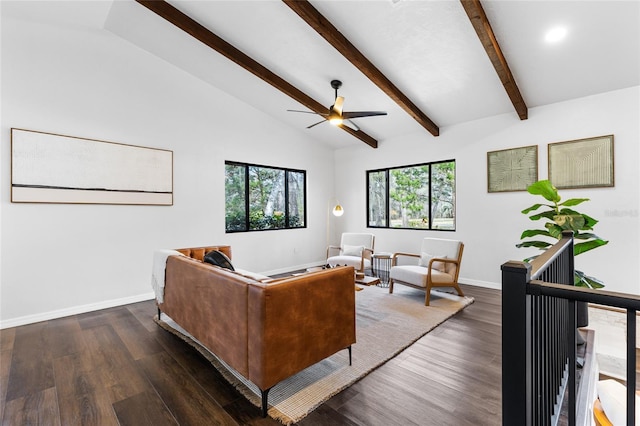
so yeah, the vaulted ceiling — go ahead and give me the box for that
[5,0,640,148]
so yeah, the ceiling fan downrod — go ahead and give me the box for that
[330,79,342,99]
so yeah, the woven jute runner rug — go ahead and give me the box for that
[156,285,474,425]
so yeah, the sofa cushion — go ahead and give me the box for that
[327,255,371,269]
[204,250,235,271]
[390,265,453,287]
[191,248,206,261]
[342,244,364,257]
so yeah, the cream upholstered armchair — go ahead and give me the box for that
[389,238,464,306]
[326,233,375,273]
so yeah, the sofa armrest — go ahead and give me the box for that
[162,255,250,377]
[247,267,356,390]
[363,247,374,261]
[326,245,341,259]
[430,257,459,267]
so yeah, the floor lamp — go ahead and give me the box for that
[326,199,344,252]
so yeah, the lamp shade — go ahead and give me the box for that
[332,204,344,217]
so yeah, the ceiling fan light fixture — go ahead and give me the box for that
[288,80,386,131]
[329,116,343,126]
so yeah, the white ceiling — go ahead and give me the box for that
[5,0,640,149]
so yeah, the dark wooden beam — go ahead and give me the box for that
[283,0,440,137]
[460,0,528,120]
[135,0,378,148]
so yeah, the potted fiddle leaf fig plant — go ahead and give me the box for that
[517,179,608,329]
[517,179,608,288]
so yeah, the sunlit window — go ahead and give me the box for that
[225,161,306,232]
[367,160,455,230]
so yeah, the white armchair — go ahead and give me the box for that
[326,233,375,273]
[389,238,464,306]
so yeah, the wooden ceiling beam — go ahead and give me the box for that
[460,0,528,120]
[283,0,440,137]
[135,0,378,148]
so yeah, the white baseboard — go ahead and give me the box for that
[0,292,156,329]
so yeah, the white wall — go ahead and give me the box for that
[334,86,640,294]
[2,5,638,328]
[0,12,335,327]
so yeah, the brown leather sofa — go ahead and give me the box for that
[157,245,357,416]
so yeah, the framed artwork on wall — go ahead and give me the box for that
[11,128,174,205]
[548,135,614,189]
[487,145,538,192]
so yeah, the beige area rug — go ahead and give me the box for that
[155,285,474,425]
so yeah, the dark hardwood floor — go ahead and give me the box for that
[0,284,501,425]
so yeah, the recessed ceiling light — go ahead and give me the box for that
[545,27,568,43]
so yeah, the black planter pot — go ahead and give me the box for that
[577,301,589,328]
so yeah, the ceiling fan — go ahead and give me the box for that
[287,80,387,131]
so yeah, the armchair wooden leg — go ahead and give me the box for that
[425,286,431,306]
[388,279,394,294]
[453,284,465,297]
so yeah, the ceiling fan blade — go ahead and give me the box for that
[343,111,387,119]
[287,109,328,116]
[307,119,327,129]
[332,96,344,115]
[343,119,360,132]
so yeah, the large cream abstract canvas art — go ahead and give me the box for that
[11,128,173,205]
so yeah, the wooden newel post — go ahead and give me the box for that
[501,260,532,426]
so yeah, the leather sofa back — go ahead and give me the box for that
[160,250,356,392]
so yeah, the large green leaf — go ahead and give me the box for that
[529,210,557,221]
[522,203,551,214]
[581,213,598,229]
[527,180,560,203]
[520,229,551,239]
[516,240,552,249]
[558,207,578,215]
[558,208,596,230]
[575,270,605,289]
[574,232,601,240]
[554,214,585,231]
[544,223,563,239]
[574,239,608,255]
[560,198,590,207]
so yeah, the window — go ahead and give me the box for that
[367,160,455,230]
[225,161,306,232]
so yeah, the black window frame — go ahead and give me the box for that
[225,161,307,233]
[366,159,456,231]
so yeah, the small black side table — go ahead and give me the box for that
[372,252,392,287]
